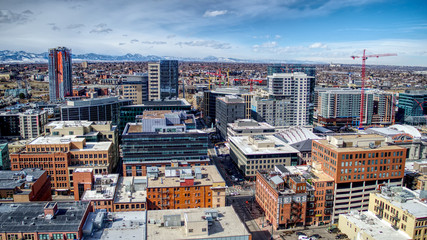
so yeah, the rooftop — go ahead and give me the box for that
[315,134,404,152]
[227,119,275,130]
[122,99,190,107]
[45,121,94,129]
[0,168,45,190]
[147,165,225,188]
[229,135,299,156]
[146,207,250,239]
[0,201,89,233]
[375,186,427,219]
[29,135,84,145]
[84,211,146,240]
[340,211,410,240]
[114,176,147,204]
[81,174,119,201]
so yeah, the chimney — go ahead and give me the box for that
[44,202,58,218]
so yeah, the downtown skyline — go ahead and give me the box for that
[0,0,426,66]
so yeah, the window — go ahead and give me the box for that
[189,229,193,233]
[202,228,207,232]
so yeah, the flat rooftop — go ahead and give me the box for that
[375,189,427,218]
[0,168,45,190]
[340,211,410,240]
[0,201,89,233]
[146,207,250,239]
[84,211,146,240]
[315,134,403,152]
[114,177,147,204]
[122,99,190,107]
[229,135,299,155]
[29,135,84,145]
[70,142,111,152]
[45,121,93,129]
[228,119,275,130]
[81,174,119,201]
[147,165,225,188]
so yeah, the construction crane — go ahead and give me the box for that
[233,79,263,92]
[351,49,397,129]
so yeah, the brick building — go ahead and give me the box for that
[10,136,115,195]
[312,134,406,222]
[146,165,226,210]
[0,168,51,202]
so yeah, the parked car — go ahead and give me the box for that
[311,234,322,239]
[296,232,306,236]
[335,234,347,239]
[298,235,309,240]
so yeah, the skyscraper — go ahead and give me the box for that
[148,60,179,100]
[48,47,72,102]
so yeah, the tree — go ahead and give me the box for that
[19,93,26,99]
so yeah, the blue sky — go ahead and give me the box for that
[0,0,426,66]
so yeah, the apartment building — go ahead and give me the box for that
[255,165,334,229]
[315,89,394,127]
[148,60,179,100]
[146,165,226,210]
[369,185,427,240]
[0,168,51,202]
[121,73,149,104]
[122,111,209,176]
[10,135,115,195]
[215,95,245,140]
[48,47,73,102]
[256,168,307,229]
[19,109,48,139]
[229,135,299,178]
[312,134,406,222]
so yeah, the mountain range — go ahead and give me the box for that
[0,50,318,64]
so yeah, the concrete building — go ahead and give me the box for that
[251,94,294,127]
[338,210,410,240]
[121,73,149,104]
[122,111,209,176]
[60,97,132,124]
[113,176,147,212]
[315,89,394,127]
[19,109,48,139]
[0,201,91,240]
[267,72,311,126]
[229,135,299,178]
[48,47,73,102]
[227,119,276,139]
[146,207,251,240]
[118,99,191,133]
[10,135,115,195]
[0,168,52,202]
[146,165,226,210]
[215,95,245,140]
[369,185,427,239]
[312,134,407,222]
[202,88,252,126]
[0,143,10,170]
[148,60,179,100]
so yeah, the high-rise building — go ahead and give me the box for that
[48,47,72,102]
[121,73,149,104]
[312,134,406,222]
[18,109,48,139]
[215,96,245,140]
[148,60,179,100]
[315,89,394,127]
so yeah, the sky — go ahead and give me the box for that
[0,0,427,66]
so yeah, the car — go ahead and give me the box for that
[335,234,347,239]
[296,232,306,236]
[310,234,321,239]
[298,235,309,240]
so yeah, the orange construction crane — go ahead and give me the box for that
[351,49,397,129]
[233,79,263,92]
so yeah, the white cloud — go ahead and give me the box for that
[141,41,167,45]
[176,40,231,49]
[90,23,112,34]
[203,10,227,17]
[309,42,327,49]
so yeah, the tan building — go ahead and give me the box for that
[121,74,148,104]
[19,109,48,139]
[229,135,299,178]
[148,62,160,100]
[338,211,410,240]
[369,186,427,240]
[227,119,276,139]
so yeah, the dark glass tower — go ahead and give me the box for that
[48,47,72,102]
